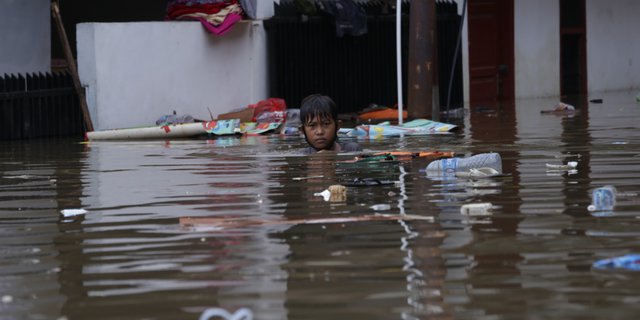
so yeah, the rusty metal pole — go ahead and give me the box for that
[407,0,436,119]
[52,0,94,132]
[431,1,440,122]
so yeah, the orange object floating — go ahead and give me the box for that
[357,107,408,121]
[373,151,455,160]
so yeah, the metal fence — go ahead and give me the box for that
[0,72,85,140]
[264,0,463,114]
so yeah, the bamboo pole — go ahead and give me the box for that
[51,0,94,132]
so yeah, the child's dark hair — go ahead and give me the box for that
[299,94,338,125]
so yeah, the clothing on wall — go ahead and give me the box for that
[166,0,245,35]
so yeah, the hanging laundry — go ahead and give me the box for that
[238,0,257,19]
[166,0,244,35]
[318,0,367,37]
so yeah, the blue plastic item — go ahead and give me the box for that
[592,254,640,271]
[587,185,617,212]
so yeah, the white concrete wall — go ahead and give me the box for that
[0,0,50,75]
[514,0,560,99]
[586,0,640,92]
[77,21,269,131]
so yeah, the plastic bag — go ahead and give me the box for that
[249,98,287,123]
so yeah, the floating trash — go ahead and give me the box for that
[426,153,502,178]
[593,254,640,271]
[545,161,578,170]
[460,203,493,216]
[541,102,576,114]
[344,178,396,187]
[60,209,88,218]
[199,307,253,320]
[370,204,392,211]
[455,167,504,178]
[292,175,324,181]
[314,189,332,201]
[314,185,346,202]
[588,185,617,212]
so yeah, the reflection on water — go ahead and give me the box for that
[1,91,640,319]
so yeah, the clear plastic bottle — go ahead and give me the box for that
[588,185,617,212]
[426,153,502,177]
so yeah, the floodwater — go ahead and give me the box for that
[1,91,640,320]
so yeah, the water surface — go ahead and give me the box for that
[1,92,640,319]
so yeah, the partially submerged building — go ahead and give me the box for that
[1,0,639,135]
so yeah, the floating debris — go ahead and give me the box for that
[541,102,576,114]
[455,167,504,178]
[588,185,617,212]
[180,214,434,230]
[545,161,578,170]
[314,189,332,201]
[370,204,391,211]
[292,175,324,181]
[314,185,346,202]
[199,307,253,320]
[460,203,493,216]
[60,209,88,218]
[593,254,640,271]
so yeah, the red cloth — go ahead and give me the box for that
[167,4,226,20]
[166,0,238,20]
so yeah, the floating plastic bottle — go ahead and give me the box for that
[425,153,502,177]
[587,185,617,212]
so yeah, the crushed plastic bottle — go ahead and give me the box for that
[425,153,502,178]
[587,185,617,212]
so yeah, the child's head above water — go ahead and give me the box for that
[300,94,338,126]
[300,94,339,151]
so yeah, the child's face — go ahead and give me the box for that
[302,115,337,151]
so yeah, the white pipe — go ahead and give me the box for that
[396,0,403,125]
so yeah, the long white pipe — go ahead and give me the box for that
[396,0,403,125]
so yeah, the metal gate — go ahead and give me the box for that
[0,72,85,140]
[264,0,463,114]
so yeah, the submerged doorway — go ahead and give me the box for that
[467,0,515,109]
[560,0,587,99]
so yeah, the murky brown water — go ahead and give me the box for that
[2,92,640,320]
